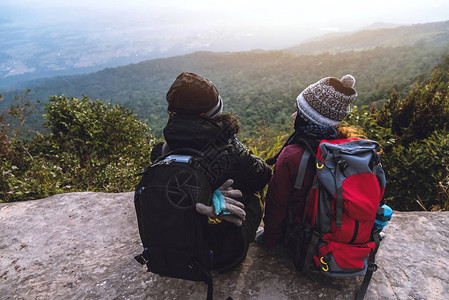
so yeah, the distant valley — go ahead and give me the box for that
[0,20,404,89]
[1,20,449,138]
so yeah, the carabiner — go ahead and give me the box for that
[320,256,329,272]
[316,162,324,170]
[208,216,222,224]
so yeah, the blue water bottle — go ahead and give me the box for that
[374,204,393,231]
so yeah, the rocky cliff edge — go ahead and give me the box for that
[1,192,448,300]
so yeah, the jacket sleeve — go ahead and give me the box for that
[150,141,165,162]
[231,138,272,194]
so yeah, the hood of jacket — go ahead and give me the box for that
[163,114,234,151]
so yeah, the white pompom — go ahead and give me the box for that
[340,74,356,88]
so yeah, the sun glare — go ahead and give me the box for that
[141,0,449,31]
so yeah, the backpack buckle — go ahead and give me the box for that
[338,159,348,171]
[368,262,378,272]
[134,251,150,265]
[151,158,175,167]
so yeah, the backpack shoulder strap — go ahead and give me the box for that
[161,142,170,156]
[294,149,311,190]
[356,231,381,300]
[294,138,320,190]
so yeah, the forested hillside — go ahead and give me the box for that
[284,21,449,55]
[2,20,449,210]
[352,55,449,211]
[1,54,449,211]
[1,21,449,138]
[4,44,448,137]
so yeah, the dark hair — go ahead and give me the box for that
[294,113,311,131]
[210,113,240,134]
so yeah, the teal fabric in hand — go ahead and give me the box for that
[212,190,231,215]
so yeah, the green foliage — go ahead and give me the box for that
[1,158,67,201]
[387,74,449,144]
[284,21,449,55]
[243,122,290,161]
[44,95,151,168]
[249,134,288,162]
[2,51,449,212]
[4,35,449,138]
[346,64,449,211]
[381,131,449,211]
[346,105,395,150]
[1,95,155,202]
[0,91,43,202]
[437,175,449,211]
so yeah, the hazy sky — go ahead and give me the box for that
[3,0,449,32]
[1,0,449,78]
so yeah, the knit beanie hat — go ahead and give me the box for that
[166,72,223,118]
[296,74,357,127]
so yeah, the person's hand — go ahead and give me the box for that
[218,179,242,199]
[195,179,245,226]
[195,197,246,226]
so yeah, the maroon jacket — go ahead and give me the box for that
[262,143,316,247]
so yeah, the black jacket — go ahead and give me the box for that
[152,113,271,271]
[152,114,271,198]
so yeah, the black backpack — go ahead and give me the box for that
[134,148,215,300]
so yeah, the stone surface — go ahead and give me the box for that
[1,192,448,300]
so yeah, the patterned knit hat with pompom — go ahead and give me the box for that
[296,74,357,127]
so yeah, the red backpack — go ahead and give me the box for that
[287,138,387,299]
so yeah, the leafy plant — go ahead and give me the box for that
[381,131,449,211]
[1,95,156,202]
[0,91,41,202]
[436,176,449,211]
[2,54,449,211]
[347,63,449,211]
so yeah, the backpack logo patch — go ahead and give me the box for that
[166,169,204,209]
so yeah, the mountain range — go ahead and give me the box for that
[284,21,449,55]
[1,20,449,137]
[0,21,408,89]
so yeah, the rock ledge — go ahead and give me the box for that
[1,192,448,299]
